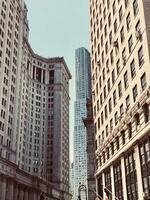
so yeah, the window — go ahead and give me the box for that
[133,85,138,102]
[113,161,124,200]
[128,35,133,53]
[107,78,111,92]
[104,86,106,99]
[133,0,139,16]
[125,0,129,8]
[134,113,140,130]
[125,152,138,200]
[126,95,130,110]
[118,81,122,98]
[115,112,118,125]
[111,142,114,155]
[120,27,125,43]
[128,123,132,139]
[120,104,124,118]
[141,72,147,91]
[112,69,115,84]
[142,104,150,123]
[119,6,123,22]
[110,118,113,132]
[121,130,125,145]
[109,31,112,45]
[116,59,120,75]
[105,168,112,200]
[113,1,116,15]
[113,90,117,106]
[105,105,108,119]
[108,13,111,27]
[109,98,112,113]
[122,48,126,66]
[116,136,119,150]
[110,50,114,64]
[126,13,131,30]
[106,125,109,137]
[124,71,128,89]
[138,46,144,66]
[114,19,117,34]
[139,139,150,197]
[130,59,136,79]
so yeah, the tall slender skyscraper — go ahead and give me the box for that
[73,47,91,200]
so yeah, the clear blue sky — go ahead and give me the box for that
[25,0,90,161]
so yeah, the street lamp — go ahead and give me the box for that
[78,184,87,200]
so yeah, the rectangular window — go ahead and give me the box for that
[107,78,111,92]
[126,13,131,30]
[125,152,138,200]
[139,139,150,197]
[120,104,124,117]
[133,0,139,16]
[109,98,112,113]
[112,69,115,84]
[133,85,138,102]
[138,46,144,66]
[125,0,129,7]
[130,59,136,79]
[119,6,123,22]
[128,35,133,53]
[120,27,125,43]
[105,168,112,200]
[126,95,130,110]
[141,72,147,91]
[115,111,118,125]
[118,81,122,98]
[113,161,124,200]
[124,71,128,89]
[113,90,117,106]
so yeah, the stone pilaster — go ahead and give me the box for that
[1,176,6,200]
[121,157,127,200]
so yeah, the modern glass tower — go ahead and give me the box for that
[73,47,91,200]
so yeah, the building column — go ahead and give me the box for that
[13,183,19,200]
[121,157,127,200]
[1,176,6,200]
[95,176,98,194]
[8,179,14,200]
[110,165,115,200]
[41,70,43,83]
[102,172,105,197]
[24,188,29,200]
[18,187,24,200]
[134,145,144,200]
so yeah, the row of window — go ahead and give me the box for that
[98,138,150,199]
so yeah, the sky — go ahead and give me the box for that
[24,0,90,161]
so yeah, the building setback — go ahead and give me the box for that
[0,0,71,199]
[73,47,91,200]
[90,0,150,200]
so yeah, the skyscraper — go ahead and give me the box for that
[0,0,71,199]
[73,47,91,200]
[90,0,150,199]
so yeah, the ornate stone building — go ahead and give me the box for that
[89,0,150,199]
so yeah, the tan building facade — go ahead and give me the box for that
[89,0,150,199]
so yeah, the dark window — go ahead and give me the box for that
[120,27,125,43]
[113,161,124,200]
[133,85,138,102]
[105,168,112,200]
[116,136,119,150]
[109,98,112,113]
[124,71,128,89]
[112,69,115,84]
[138,46,144,66]
[126,13,131,30]
[125,151,138,200]
[142,104,150,123]
[124,0,129,7]
[128,123,132,139]
[119,6,123,22]
[118,81,122,98]
[126,95,130,110]
[128,35,133,53]
[139,139,150,197]
[141,72,147,91]
[133,0,139,16]
[113,90,117,106]
[115,111,118,125]
[130,59,136,79]
[121,130,125,145]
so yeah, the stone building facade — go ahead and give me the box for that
[89,0,150,199]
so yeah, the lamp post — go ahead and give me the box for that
[78,184,87,200]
